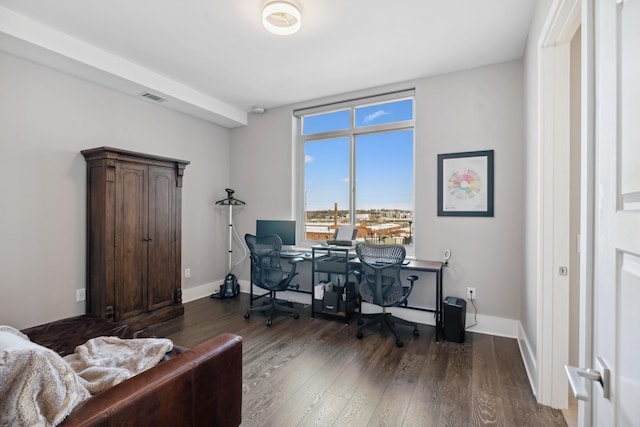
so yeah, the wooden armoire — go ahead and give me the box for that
[81,147,190,328]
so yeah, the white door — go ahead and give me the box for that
[592,0,640,424]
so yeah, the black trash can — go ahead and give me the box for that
[443,296,466,343]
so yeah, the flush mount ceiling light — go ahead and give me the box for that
[263,1,301,35]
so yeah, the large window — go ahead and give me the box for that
[298,92,415,245]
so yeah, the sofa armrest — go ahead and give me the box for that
[60,333,243,427]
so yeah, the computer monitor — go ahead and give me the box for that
[256,220,296,246]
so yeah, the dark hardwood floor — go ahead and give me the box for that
[147,294,566,427]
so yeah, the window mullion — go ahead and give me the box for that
[353,120,414,136]
[349,108,356,226]
[350,133,356,226]
[301,128,350,143]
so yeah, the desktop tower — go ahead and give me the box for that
[443,296,466,343]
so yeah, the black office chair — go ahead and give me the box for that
[244,234,303,326]
[355,242,419,347]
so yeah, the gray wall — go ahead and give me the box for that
[0,51,232,329]
[0,48,526,333]
[231,60,525,325]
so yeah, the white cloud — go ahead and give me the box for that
[305,154,314,163]
[364,109,390,123]
[342,177,349,184]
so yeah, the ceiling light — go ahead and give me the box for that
[263,1,301,36]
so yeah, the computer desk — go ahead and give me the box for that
[281,251,446,341]
[350,258,445,341]
[398,259,445,341]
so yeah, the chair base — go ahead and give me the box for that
[245,296,300,326]
[356,311,419,347]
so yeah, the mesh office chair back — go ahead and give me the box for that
[246,234,285,290]
[356,243,406,306]
[244,234,301,326]
[355,242,419,347]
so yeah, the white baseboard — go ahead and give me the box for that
[464,312,519,338]
[184,279,519,339]
[182,278,259,303]
[361,303,518,338]
[517,322,538,397]
[181,281,221,303]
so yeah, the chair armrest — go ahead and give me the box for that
[286,257,304,275]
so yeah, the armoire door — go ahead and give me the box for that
[147,165,177,311]
[114,162,148,321]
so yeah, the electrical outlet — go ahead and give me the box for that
[185,268,191,278]
[467,287,476,300]
[76,288,86,302]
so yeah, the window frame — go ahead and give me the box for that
[295,92,416,249]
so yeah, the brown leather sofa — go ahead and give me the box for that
[21,315,242,427]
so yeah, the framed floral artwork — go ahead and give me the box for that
[437,150,494,217]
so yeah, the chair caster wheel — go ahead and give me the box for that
[413,329,419,336]
[396,339,404,348]
[244,312,250,319]
[357,331,363,339]
[266,318,273,326]
[293,313,300,320]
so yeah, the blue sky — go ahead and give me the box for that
[304,99,413,211]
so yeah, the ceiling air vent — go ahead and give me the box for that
[139,92,166,103]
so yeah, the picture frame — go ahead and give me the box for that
[437,150,494,217]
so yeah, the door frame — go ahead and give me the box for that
[576,2,594,425]
[536,0,594,422]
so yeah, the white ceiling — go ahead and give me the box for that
[0,0,537,128]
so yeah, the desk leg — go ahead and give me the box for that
[249,267,254,307]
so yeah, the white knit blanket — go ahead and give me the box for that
[1,327,173,426]
[0,325,89,427]
[63,336,173,394]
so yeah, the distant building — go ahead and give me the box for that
[304,222,411,244]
